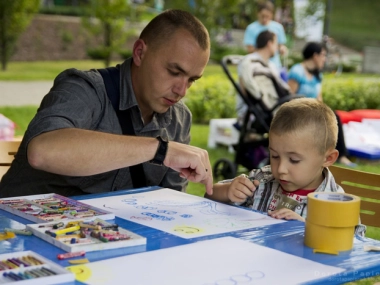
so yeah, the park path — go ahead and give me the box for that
[0,81,52,106]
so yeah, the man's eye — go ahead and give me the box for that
[168,70,179,76]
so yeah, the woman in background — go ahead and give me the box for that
[287,42,356,167]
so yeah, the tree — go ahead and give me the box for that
[0,0,39,71]
[82,0,132,67]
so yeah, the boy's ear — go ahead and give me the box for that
[323,148,339,167]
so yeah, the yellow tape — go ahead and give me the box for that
[304,192,360,252]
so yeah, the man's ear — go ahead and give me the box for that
[132,39,146,66]
[323,148,339,167]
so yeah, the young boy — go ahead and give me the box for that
[207,98,343,222]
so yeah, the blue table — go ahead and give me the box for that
[1,186,380,285]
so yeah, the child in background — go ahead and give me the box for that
[207,98,363,228]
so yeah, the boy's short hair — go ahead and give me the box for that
[139,9,210,51]
[270,98,338,154]
[256,30,276,49]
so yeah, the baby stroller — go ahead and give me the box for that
[213,55,297,180]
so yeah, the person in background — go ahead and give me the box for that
[287,42,356,167]
[0,9,213,198]
[207,98,365,236]
[243,0,287,70]
[236,30,290,128]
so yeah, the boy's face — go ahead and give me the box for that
[268,129,330,192]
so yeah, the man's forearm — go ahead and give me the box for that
[27,128,158,176]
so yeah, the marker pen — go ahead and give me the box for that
[57,251,86,260]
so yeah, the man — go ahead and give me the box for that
[0,9,213,198]
[243,1,287,70]
[237,30,290,121]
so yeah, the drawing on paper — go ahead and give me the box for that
[83,188,284,239]
[202,270,265,285]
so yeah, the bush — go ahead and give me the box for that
[210,43,246,64]
[86,48,111,60]
[323,78,380,110]
[119,49,133,59]
[39,6,89,17]
[184,75,237,124]
[184,73,380,124]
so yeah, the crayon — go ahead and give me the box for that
[57,251,86,260]
[53,222,64,229]
[52,225,80,236]
[4,228,33,235]
[79,222,101,230]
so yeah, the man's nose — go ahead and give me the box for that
[173,78,188,97]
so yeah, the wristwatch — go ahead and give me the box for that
[149,136,168,166]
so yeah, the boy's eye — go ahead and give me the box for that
[290,158,300,164]
[271,155,279,159]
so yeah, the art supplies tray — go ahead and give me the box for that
[0,193,114,223]
[0,250,74,284]
[26,218,146,253]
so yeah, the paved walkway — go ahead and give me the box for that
[0,81,52,106]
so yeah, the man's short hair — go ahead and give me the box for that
[270,98,338,154]
[139,9,210,50]
[257,1,275,13]
[256,30,275,49]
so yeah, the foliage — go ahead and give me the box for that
[81,0,133,67]
[0,0,40,71]
[322,78,380,111]
[184,75,237,124]
[39,5,90,17]
[164,0,244,38]
[118,49,133,60]
[210,43,246,64]
[86,47,111,60]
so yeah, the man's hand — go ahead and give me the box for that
[164,142,213,195]
[279,44,288,56]
[268,208,305,222]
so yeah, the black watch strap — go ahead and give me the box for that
[150,136,168,166]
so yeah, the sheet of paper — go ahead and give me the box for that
[81,188,284,239]
[67,236,345,285]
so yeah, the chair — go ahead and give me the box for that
[329,165,380,228]
[0,140,21,167]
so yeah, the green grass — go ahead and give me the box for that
[0,60,120,81]
[0,60,224,81]
[330,0,380,51]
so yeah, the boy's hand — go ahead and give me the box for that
[268,209,305,222]
[227,174,259,203]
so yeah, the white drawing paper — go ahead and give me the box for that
[80,188,284,239]
[66,237,345,285]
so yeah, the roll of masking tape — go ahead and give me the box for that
[304,192,360,253]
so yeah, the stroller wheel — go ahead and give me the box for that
[213,158,236,180]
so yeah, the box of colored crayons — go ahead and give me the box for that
[0,193,115,223]
[26,218,146,253]
[0,250,74,284]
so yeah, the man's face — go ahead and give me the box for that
[132,28,210,120]
[258,9,273,26]
[269,36,278,57]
